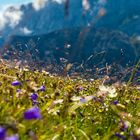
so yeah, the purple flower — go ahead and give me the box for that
[80,98,86,103]
[120,120,131,131]
[38,85,46,92]
[0,127,19,140]
[113,100,119,105]
[30,93,38,101]
[11,80,21,86]
[5,135,19,140]
[24,107,42,120]
[77,86,84,92]
[115,133,126,140]
[16,89,21,92]
[0,127,6,140]
[32,100,38,106]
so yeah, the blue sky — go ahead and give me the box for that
[0,0,33,12]
[0,0,33,8]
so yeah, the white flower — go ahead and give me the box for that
[99,85,117,98]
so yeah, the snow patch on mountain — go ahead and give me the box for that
[20,27,32,34]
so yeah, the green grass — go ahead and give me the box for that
[0,63,139,140]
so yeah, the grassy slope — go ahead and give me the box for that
[0,63,139,140]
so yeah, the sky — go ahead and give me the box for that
[0,0,34,31]
[0,0,56,31]
[0,0,33,9]
[0,0,34,12]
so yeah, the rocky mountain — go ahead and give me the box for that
[3,27,137,69]
[0,0,140,74]
[96,0,140,35]
[0,0,140,37]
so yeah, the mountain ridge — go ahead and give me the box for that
[2,26,137,69]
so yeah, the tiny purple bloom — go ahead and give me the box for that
[115,133,126,140]
[80,98,86,103]
[16,89,21,92]
[77,86,84,92]
[38,85,46,92]
[113,100,119,105]
[5,135,19,140]
[24,107,42,120]
[32,100,38,106]
[0,127,6,140]
[30,93,38,101]
[11,80,21,86]
[120,120,130,131]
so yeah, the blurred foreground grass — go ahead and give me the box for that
[0,63,139,140]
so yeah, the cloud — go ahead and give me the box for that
[32,0,48,11]
[20,27,32,34]
[4,7,23,28]
[32,0,63,11]
[0,0,63,32]
[0,5,23,31]
[0,13,7,30]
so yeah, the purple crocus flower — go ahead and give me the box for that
[11,80,21,86]
[5,135,19,140]
[0,127,6,140]
[24,107,42,120]
[30,93,38,101]
[38,85,46,92]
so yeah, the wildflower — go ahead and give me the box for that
[85,95,94,101]
[119,120,131,131]
[71,96,81,102]
[0,127,19,140]
[24,107,42,120]
[0,127,6,140]
[30,93,38,101]
[124,121,131,129]
[16,89,20,92]
[113,100,119,105]
[32,100,38,106]
[76,86,84,92]
[38,85,46,92]
[98,85,117,98]
[11,80,21,86]
[5,134,19,140]
[115,133,126,140]
[108,90,118,98]
[80,98,86,103]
